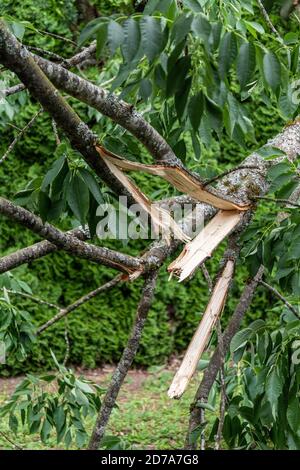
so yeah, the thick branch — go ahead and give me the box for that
[88,270,158,449]
[0,197,142,274]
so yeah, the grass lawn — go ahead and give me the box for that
[0,366,208,450]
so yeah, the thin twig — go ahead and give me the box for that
[52,119,61,146]
[253,195,300,208]
[37,275,123,334]
[63,321,70,366]
[88,271,158,450]
[6,289,60,310]
[0,108,43,164]
[260,280,300,319]
[26,45,69,66]
[257,0,282,41]
[203,166,262,187]
[38,29,76,46]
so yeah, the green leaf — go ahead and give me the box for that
[121,18,140,63]
[170,13,193,45]
[107,20,124,54]
[230,328,252,353]
[140,16,164,63]
[175,77,192,119]
[79,169,103,205]
[188,92,204,131]
[244,20,265,37]
[38,191,52,223]
[263,52,281,93]
[66,174,90,225]
[139,78,152,101]
[96,23,108,59]
[78,18,108,47]
[166,56,191,97]
[218,31,237,79]
[41,418,52,443]
[41,155,67,191]
[191,13,211,43]
[183,0,202,12]
[237,42,256,90]
[287,395,300,433]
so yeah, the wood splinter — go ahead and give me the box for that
[168,259,235,399]
[167,210,243,282]
[96,145,250,212]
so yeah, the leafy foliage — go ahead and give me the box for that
[0,352,104,448]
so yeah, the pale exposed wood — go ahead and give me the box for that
[97,146,190,244]
[168,260,235,399]
[168,210,243,282]
[96,145,250,211]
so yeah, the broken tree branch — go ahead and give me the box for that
[186,265,265,449]
[168,259,235,399]
[88,270,158,450]
[168,210,245,282]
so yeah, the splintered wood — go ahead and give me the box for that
[97,146,190,244]
[96,145,250,211]
[168,210,243,282]
[168,259,235,399]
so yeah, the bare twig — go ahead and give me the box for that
[186,265,265,449]
[52,119,61,146]
[37,29,76,45]
[37,274,122,334]
[63,322,70,366]
[0,108,43,164]
[252,195,300,208]
[88,270,158,449]
[26,45,69,66]
[260,280,300,319]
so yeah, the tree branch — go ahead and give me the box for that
[0,108,43,165]
[260,280,300,319]
[88,270,158,450]
[0,197,142,274]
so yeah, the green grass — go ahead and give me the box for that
[0,368,209,450]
